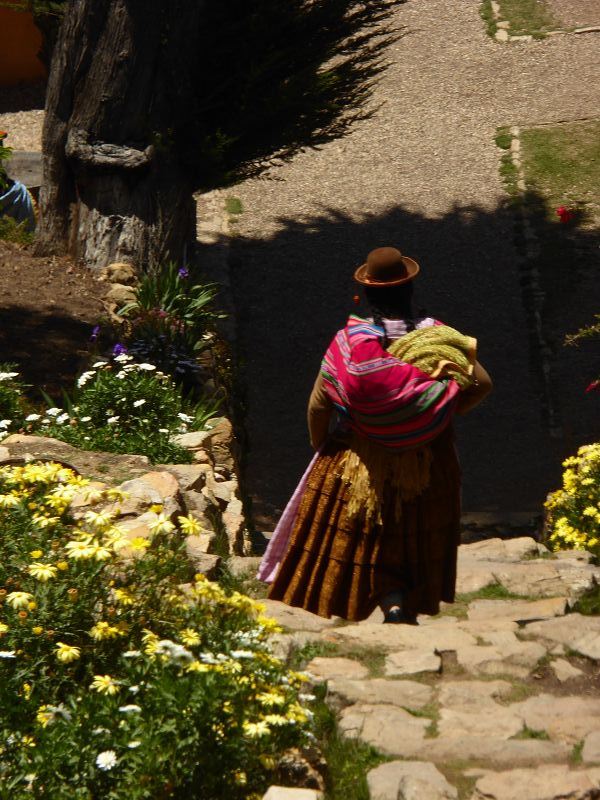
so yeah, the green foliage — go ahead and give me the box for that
[188,0,401,189]
[499,152,519,196]
[0,133,12,195]
[0,366,27,435]
[513,726,550,740]
[479,0,497,37]
[0,462,312,798]
[0,216,35,245]
[572,584,600,616]
[545,443,600,557]
[119,262,221,384]
[225,196,244,216]
[495,128,512,150]
[496,0,557,34]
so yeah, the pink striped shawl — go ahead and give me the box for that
[321,315,460,449]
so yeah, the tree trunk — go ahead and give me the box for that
[36,0,202,271]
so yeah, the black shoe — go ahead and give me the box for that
[383,607,406,624]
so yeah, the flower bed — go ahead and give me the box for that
[0,461,312,798]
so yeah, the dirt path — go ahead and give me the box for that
[228,0,600,523]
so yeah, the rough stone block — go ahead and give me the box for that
[367,760,457,800]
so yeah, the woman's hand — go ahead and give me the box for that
[455,360,493,415]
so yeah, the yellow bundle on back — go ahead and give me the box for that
[338,324,477,525]
[388,324,477,390]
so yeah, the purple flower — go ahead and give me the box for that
[112,343,128,356]
[90,325,101,342]
[178,267,189,279]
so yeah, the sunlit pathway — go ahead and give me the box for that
[226,0,600,521]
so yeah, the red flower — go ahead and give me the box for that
[585,380,600,394]
[556,206,574,223]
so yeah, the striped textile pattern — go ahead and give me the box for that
[321,315,460,449]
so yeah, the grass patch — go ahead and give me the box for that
[495,127,512,150]
[439,761,479,800]
[0,216,34,245]
[519,120,600,226]
[499,151,519,196]
[438,582,529,620]
[216,560,270,598]
[572,583,600,616]
[512,725,550,740]
[480,0,497,36]
[571,740,584,765]
[313,686,389,800]
[498,679,539,704]
[225,196,244,216]
[289,639,387,677]
[289,640,341,669]
[407,702,440,738]
[497,0,557,35]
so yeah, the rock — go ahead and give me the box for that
[332,621,477,652]
[3,433,66,447]
[193,448,213,465]
[262,600,338,633]
[555,550,593,563]
[105,283,137,306]
[467,598,568,623]
[494,28,509,42]
[69,481,109,509]
[117,472,182,518]
[582,731,600,764]
[173,430,213,450]
[550,658,583,683]
[438,680,513,712]
[552,560,600,597]
[262,788,322,800]
[525,615,600,661]
[456,563,497,594]
[183,489,212,517]
[98,262,137,284]
[227,555,262,578]
[184,540,221,579]
[162,464,210,492]
[459,538,543,562]
[223,496,247,554]
[210,417,235,471]
[455,639,546,677]
[306,657,369,681]
[496,20,510,29]
[367,760,457,800]
[422,737,570,767]
[118,511,155,541]
[0,446,9,460]
[327,677,434,711]
[267,631,322,661]
[206,473,238,509]
[338,704,429,756]
[490,561,568,598]
[510,695,600,745]
[385,649,441,676]
[437,706,523,740]
[471,764,600,800]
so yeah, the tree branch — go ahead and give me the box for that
[65,128,155,170]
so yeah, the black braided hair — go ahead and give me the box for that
[363,284,417,347]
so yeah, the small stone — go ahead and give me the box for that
[456,639,546,677]
[550,658,583,683]
[385,650,441,676]
[0,446,10,460]
[223,496,247,554]
[438,680,513,712]
[98,262,137,284]
[69,481,108,509]
[582,731,600,764]
[328,678,434,711]
[338,704,428,756]
[305,657,369,681]
[262,600,338,633]
[227,555,262,578]
[525,615,600,660]
[193,448,213,464]
[511,694,600,745]
[184,541,221,579]
[173,430,213,450]
[262,788,322,800]
[162,464,209,492]
[467,598,567,623]
[367,760,457,800]
[437,706,523,740]
[105,283,137,306]
[496,20,510,29]
[472,764,600,800]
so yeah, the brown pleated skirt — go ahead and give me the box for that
[268,427,461,622]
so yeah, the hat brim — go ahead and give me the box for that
[353,256,420,286]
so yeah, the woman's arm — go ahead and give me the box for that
[455,360,493,415]
[307,371,334,449]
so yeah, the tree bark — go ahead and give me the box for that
[36,0,202,271]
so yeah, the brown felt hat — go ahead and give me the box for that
[354,247,420,287]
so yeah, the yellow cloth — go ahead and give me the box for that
[388,324,477,390]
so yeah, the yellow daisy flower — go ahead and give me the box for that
[55,642,81,663]
[6,591,33,610]
[90,675,119,695]
[27,563,58,582]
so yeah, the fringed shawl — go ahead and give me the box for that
[321,315,461,450]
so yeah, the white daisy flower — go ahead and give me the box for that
[118,705,141,714]
[80,416,92,423]
[137,363,156,371]
[107,416,120,425]
[46,408,62,416]
[114,353,133,363]
[128,741,141,749]
[133,399,146,407]
[25,413,41,422]
[177,412,194,423]
[0,651,16,658]
[96,750,118,771]
[0,372,18,381]
[77,371,95,388]
[92,361,107,368]
[55,413,70,425]
[0,420,11,429]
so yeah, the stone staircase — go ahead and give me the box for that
[261,538,600,800]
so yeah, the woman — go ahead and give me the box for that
[258,247,492,623]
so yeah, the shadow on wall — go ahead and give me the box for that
[227,193,599,520]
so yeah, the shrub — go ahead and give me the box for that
[0,366,27,438]
[545,443,600,557]
[119,263,221,385]
[0,462,312,798]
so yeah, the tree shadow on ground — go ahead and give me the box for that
[228,192,599,524]
[0,80,46,113]
[0,305,111,400]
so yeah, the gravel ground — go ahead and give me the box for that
[0,109,44,151]
[545,0,600,28]
[228,0,600,521]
